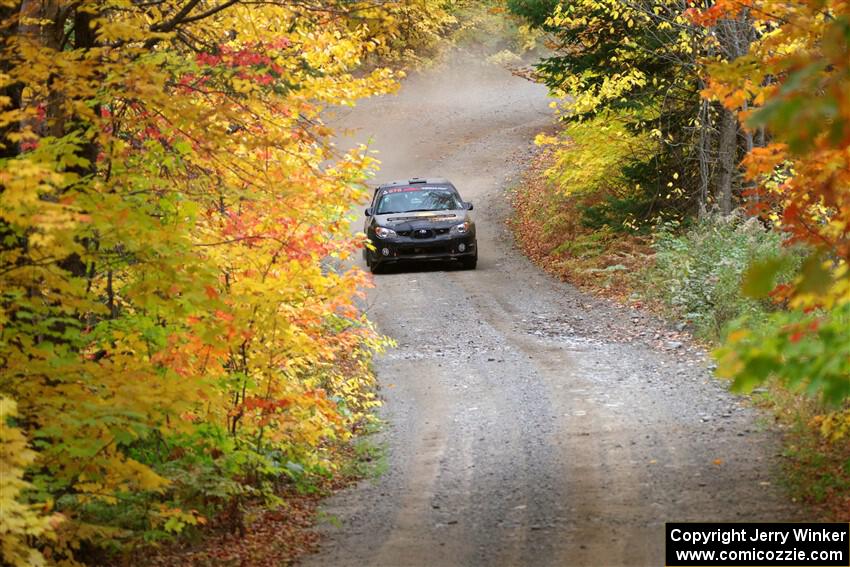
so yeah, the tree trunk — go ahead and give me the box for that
[715,106,737,215]
[697,97,713,218]
[710,11,755,216]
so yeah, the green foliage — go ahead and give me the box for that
[0,397,55,567]
[0,0,457,561]
[540,112,691,231]
[506,0,559,28]
[510,158,652,294]
[643,216,803,340]
[702,0,850,421]
[343,437,388,481]
[741,256,794,299]
[551,228,612,257]
[581,194,655,233]
[511,0,735,219]
[718,303,850,404]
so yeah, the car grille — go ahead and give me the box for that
[396,228,450,238]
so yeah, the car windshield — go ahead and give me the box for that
[376,189,462,214]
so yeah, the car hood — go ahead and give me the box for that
[373,209,469,229]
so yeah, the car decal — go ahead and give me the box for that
[379,186,452,195]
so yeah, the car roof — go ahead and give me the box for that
[377,177,456,190]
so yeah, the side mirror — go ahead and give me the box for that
[465,202,474,211]
[365,208,372,216]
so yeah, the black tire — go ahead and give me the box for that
[369,259,383,274]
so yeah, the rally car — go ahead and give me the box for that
[363,178,477,273]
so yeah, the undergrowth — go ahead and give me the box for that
[752,388,850,520]
[642,215,804,341]
[508,151,651,298]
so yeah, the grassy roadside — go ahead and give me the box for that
[509,149,850,521]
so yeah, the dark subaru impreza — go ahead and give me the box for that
[363,178,477,273]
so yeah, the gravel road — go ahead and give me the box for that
[303,54,804,567]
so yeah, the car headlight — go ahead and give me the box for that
[374,226,398,239]
[451,222,471,234]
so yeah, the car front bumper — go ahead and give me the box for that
[368,235,477,264]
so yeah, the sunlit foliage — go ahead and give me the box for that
[700,1,850,407]
[0,0,453,562]
[513,0,735,225]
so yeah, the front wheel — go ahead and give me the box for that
[460,254,477,270]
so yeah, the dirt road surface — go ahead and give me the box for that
[304,55,803,567]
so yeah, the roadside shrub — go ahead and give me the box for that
[643,215,804,340]
[506,0,559,28]
[540,113,685,233]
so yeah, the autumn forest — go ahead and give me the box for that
[2,0,850,565]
